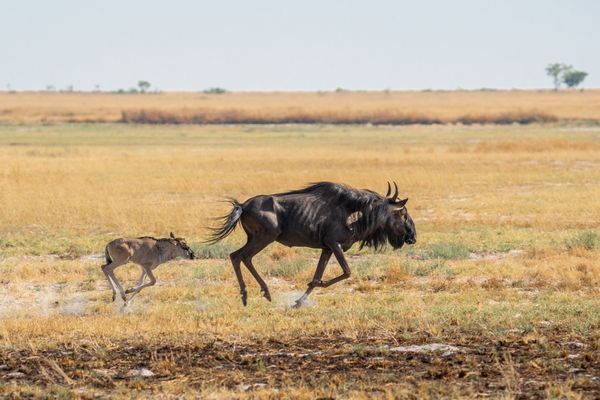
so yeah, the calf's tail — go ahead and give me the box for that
[205,199,243,244]
[104,245,112,266]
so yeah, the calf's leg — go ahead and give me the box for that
[101,262,117,302]
[124,266,156,306]
[126,267,147,294]
[104,262,128,302]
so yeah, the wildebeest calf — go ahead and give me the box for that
[101,232,194,304]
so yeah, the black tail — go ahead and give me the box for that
[104,246,112,265]
[205,199,243,244]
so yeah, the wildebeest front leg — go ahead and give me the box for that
[318,243,351,288]
[294,248,332,307]
[242,237,275,302]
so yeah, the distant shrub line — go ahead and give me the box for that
[120,109,558,125]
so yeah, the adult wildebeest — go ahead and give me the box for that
[101,232,195,304]
[207,181,416,307]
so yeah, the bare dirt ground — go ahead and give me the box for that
[1,331,599,398]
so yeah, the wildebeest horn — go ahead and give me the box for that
[391,182,399,202]
[385,182,391,197]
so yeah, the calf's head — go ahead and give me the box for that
[170,232,195,259]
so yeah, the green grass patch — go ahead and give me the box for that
[567,230,599,250]
[193,242,237,259]
[263,257,308,278]
[421,242,470,260]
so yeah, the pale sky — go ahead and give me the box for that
[1,0,598,91]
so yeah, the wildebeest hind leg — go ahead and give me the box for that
[243,258,271,301]
[230,247,249,306]
[242,237,275,302]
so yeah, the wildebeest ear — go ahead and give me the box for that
[394,198,408,208]
[170,232,175,239]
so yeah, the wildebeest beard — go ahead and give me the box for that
[355,215,406,250]
[386,228,406,249]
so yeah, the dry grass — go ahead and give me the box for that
[1,123,599,254]
[1,122,600,398]
[1,90,600,124]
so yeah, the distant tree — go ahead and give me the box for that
[562,69,588,89]
[203,87,227,94]
[546,63,568,90]
[138,81,151,93]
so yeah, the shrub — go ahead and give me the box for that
[203,87,227,94]
[120,108,557,125]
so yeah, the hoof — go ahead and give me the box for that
[125,288,133,294]
[241,292,248,306]
[112,293,116,302]
[262,289,272,302]
[292,299,305,308]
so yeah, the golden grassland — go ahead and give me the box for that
[1,89,600,124]
[0,123,600,398]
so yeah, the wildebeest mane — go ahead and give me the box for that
[278,182,391,250]
[138,236,169,242]
[137,236,173,243]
